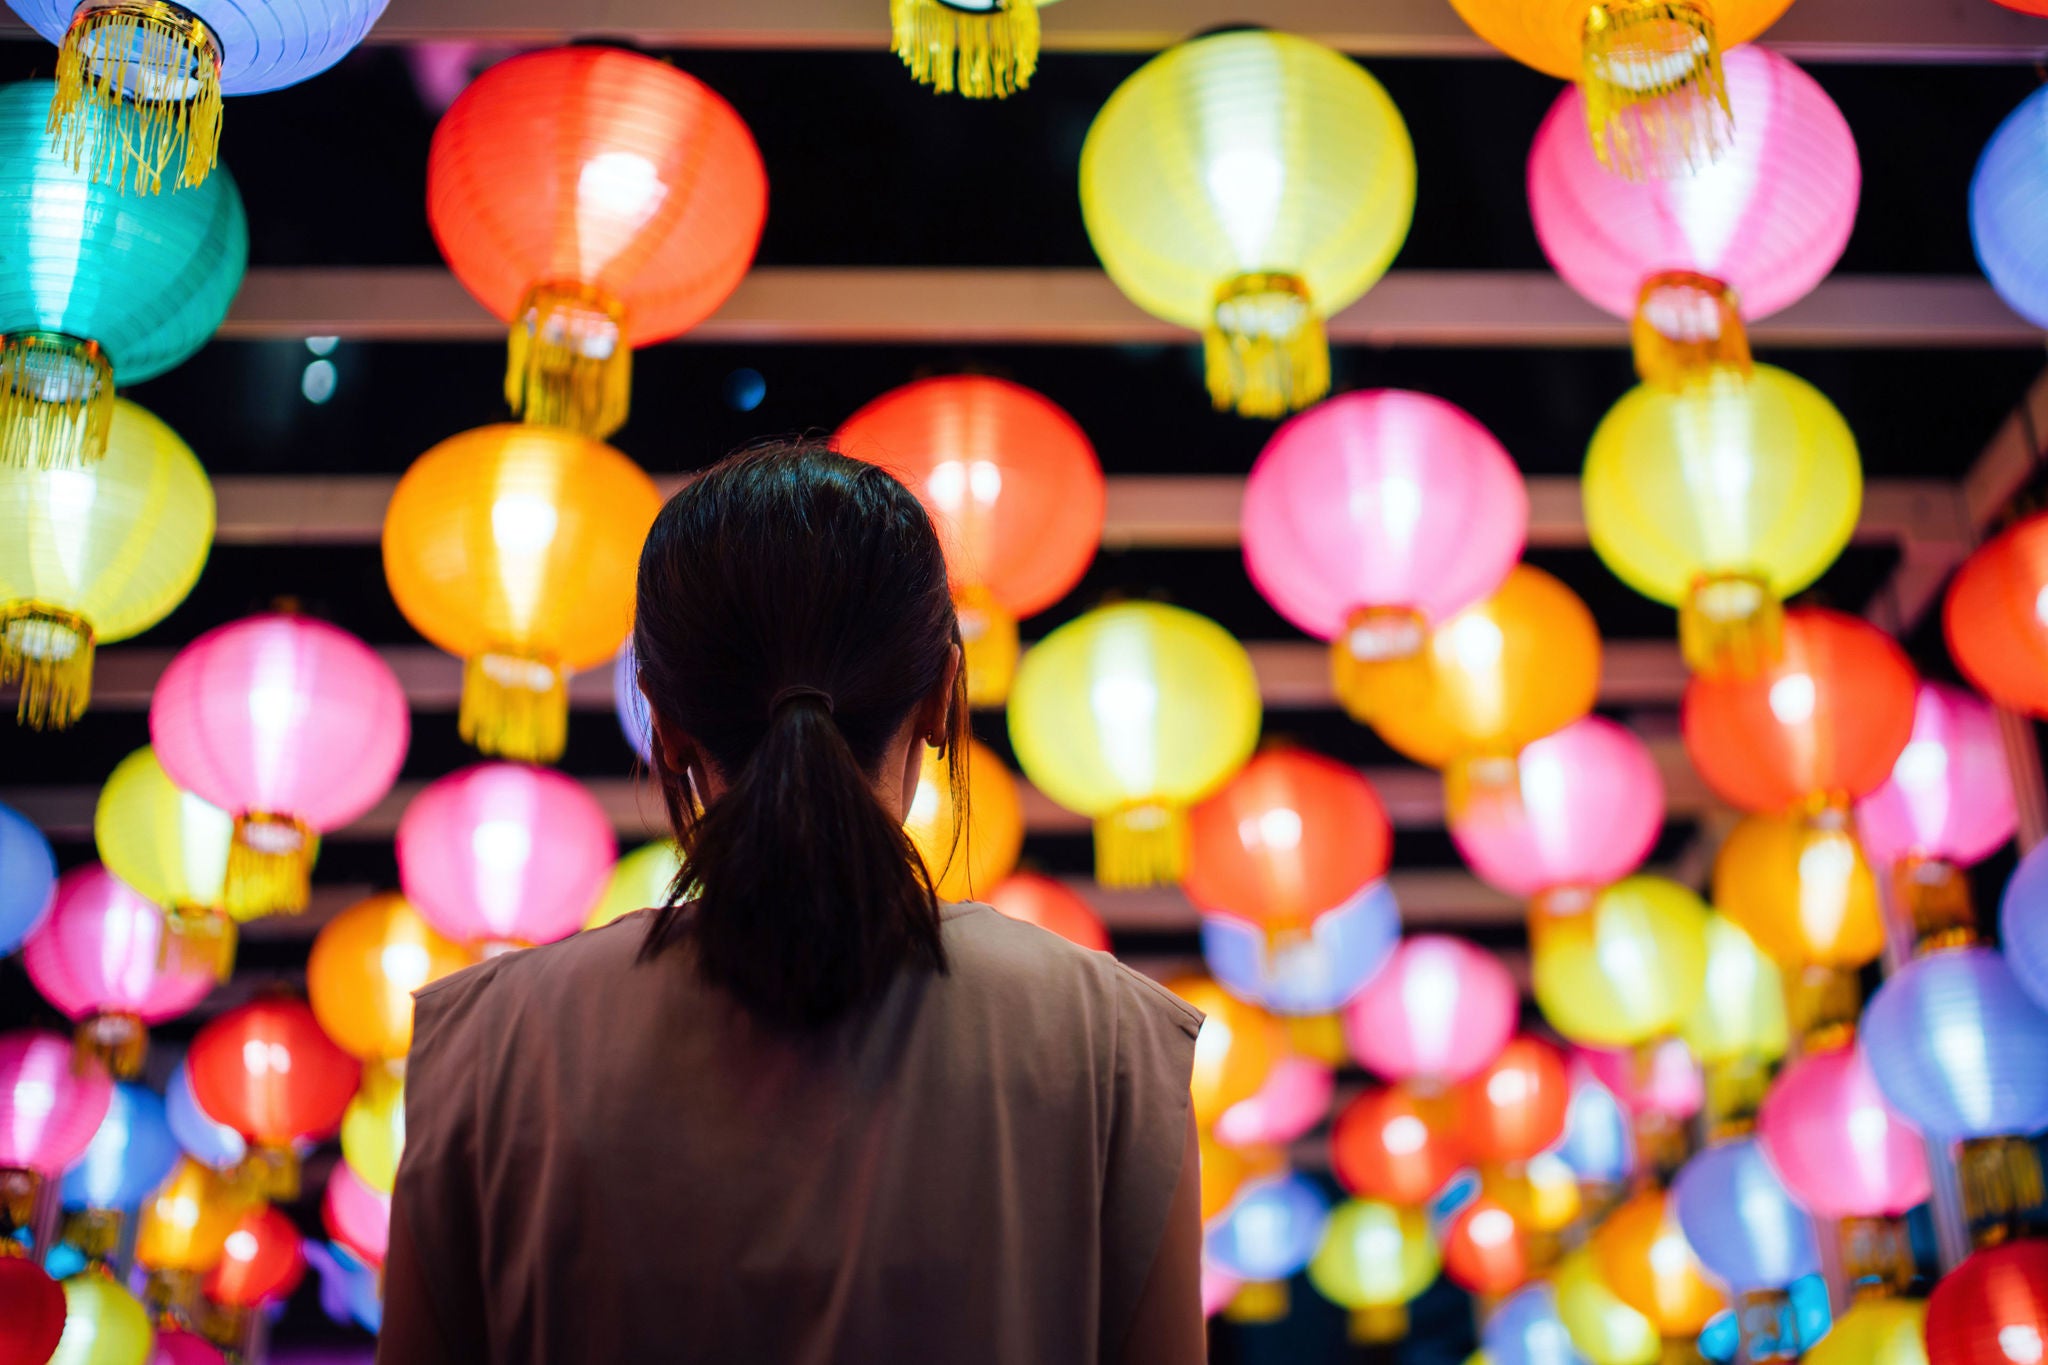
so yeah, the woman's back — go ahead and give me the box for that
[392,903,1198,1364]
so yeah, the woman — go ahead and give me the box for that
[379,444,1205,1364]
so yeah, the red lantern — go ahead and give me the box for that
[1946,512,2048,718]
[0,1255,65,1365]
[986,874,1110,952]
[1442,1194,1532,1295]
[1454,1036,1570,1166]
[1330,1086,1461,1206]
[836,376,1105,705]
[428,47,767,440]
[1184,748,1392,937]
[1682,608,1918,815]
[203,1204,305,1308]
[1926,1239,2048,1365]
[188,1000,359,1199]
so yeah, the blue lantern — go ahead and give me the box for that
[1556,1061,1635,1188]
[1203,1173,1331,1283]
[1484,1283,1586,1365]
[1973,86,2048,331]
[1200,879,1399,1014]
[1863,946,2048,1141]
[165,1055,245,1171]
[1999,838,2048,1014]
[614,642,653,764]
[0,800,56,953]
[1672,1138,1821,1292]
[61,1082,178,1212]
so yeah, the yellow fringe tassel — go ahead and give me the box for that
[461,650,569,763]
[75,1012,147,1079]
[1581,0,1732,181]
[1094,801,1187,889]
[1224,1281,1290,1324]
[954,584,1018,707]
[1330,605,1428,723]
[1206,273,1328,419]
[1,604,94,729]
[62,1209,124,1264]
[0,333,115,470]
[1680,570,1781,679]
[49,0,223,195]
[0,1169,37,1241]
[1632,271,1750,389]
[160,903,238,981]
[1445,754,1522,823]
[1348,1304,1408,1345]
[1838,1215,1914,1298]
[891,0,1040,99]
[506,281,631,440]
[1959,1135,2046,1235]
[1897,855,1978,948]
[225,812,316,917]
[1787,964,1863,1051]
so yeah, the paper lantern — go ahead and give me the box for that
[1553,1246,1659,1365]
[1369,565,1602,812]
[0,800,55,955]
[150,614,409,916]
[586,841,683,932]
[1451,716,1663,911]
[163,1059,242,1174]
[1926,1241,2048,1365]
[1532,877,1708,1049]
[613,641,653,763]
[1682,608,1918,815]
[1200,880,1401,1015]
[428,46,766,438]
[1343,935,1518,1085]
[1557,1061,1636,1189]
[1205,1174,1331,1284]
[1078,30,1414,417]
[1681,914,1789,1067]
[9,0,383,193]
[339,1064,403,1194]
[202,1204,304,1308]
[1443,1194,1534,1296]
[1582,1038,1704,1121]
[148,1331,222,1365]
[1216,1055,1334,1150]
[1330,1086,1461,1206]
[836,375,1104,705]
[985,873,1109,951]
[1945,511,2048,717]
[1449,0,1795,178]
[94,748,234,974]
[1009,601,1260,887]
[0,1256,65,1365]
[307,893,472,1061]
[1713,812,1885,970]
[1592,1188,1726,1337]
[0,82,244,469]
[134,1156,246,1276]
[1307,1199,1440,1341]
[1755,1041,1930,1220]
[321,1159,389,1269]
[62,1082,178,1218]
[187,998,360,1197]
[1455,1037,1571,1166]
[1169,978,1282,1129]
[1202,1265,1241,1320]
[47,1273,152,1365]
[1485,1284,1582,1365]
[890,0,1044,97]
[1806,1297,1927,1365]
[1863,683,2016,927]
[1863,946,2048,1142]
[0,399,213,728]
[397,763,617,949]
[1584,366,1861,676]
[903,739,1024,902]
[383,424,659,761]
[1973,86,2048,331]
[1530,47,1857,370]
[1242,389,1527,715]
[22,866,214,1076]
[1199,1131,1250,1226]
[1672,1138,1820,1292]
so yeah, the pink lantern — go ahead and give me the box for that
[1528,45,1859,327]
[1451,717,1664,910]
[1215,1056,1336,1150]
[1581,1040,1705,1121]
[322,1158,390,1268]
[398,762,617,949]
[151,615,409,917]
[1342,935,1518,1085]
[0,1028,112,1229]
[1201,1265,1242,1319]
[1857,682,2017,874]
[1241,390,1527,721]
[21,866,214,1078]
[1756,1041,1930,1220]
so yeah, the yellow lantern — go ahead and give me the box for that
[1169,977,1282,1129]
[1445,0,1795,178]
[135,1157,252,1303]
[94,746,236,975]
[382,424,663,763]
[340,1063,405,1195]
[891,0,1052,98]
[1308,1199,1441,1343]
[903,739,1024,902]
[307,893,473,1062]
[49,1272,155,1365]
[1370,565,1602,811]
[587,841,685,931]
[1078,30,1415,418]
[1553,1246,1660,1365]
[1532,876,1708,1048]
[1009,601,1261,887]
[1681,913,1788,1067]
[1806,1297,1928,1365]
[1586,365,1861,677]
[0,398,212,728]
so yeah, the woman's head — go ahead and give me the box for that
[633,442,967,1027]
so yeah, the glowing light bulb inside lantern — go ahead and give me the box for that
[2003,1325,2046,1364]
[575,152,667,269]
[378,943,431,994]
[1382,1113,1428,1156]
[1206,146,1285,267]
[1768,673,1815,725]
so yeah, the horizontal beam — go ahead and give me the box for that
[218,267,2038,348]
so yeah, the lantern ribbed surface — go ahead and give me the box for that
[1342,935,1517,1085]
[60,1081,177,1212]
[1945,511,2048,718]
[323,1157,389,1267]
[7,0,387,92]
[903,739,1023,902]
[22,864,213,1025]
[1756,1041,1931,1220]
[1533,876,1708,1048]
[187,997,359,1148]
[0,799,56,955]
[1712,811,1886,969]
[1972,85,2048,330]
[1200,880,1401,1016]
[1672,1138,1820,1292]
[0,1028,112,1172]
[1863,946,2048,1141]
[94,746,233,917]
[1185,748,1392,931]
[1926,1241,2048,1365]
[204,1203,305,1308]
[307,893,473,1060]
[1860,682,2017,871]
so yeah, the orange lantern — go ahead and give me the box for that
[307,893,475,1061]
[1682,608,1917,816]
[382,424,663,762]
[202,1203,304,1310]
[1713,812,1886,970]
[1946,511,2048,717]
[187,999,359,1199]
[135,1156,254,1303]
[1330,1086,1461,1206]
[986,873,1110,951]
[1370,564,1602,811]
[427,47,767,439]
[902,739,1025,902]
[1443,1193,1534,1295]
[1170,977,1283,1129]
[836,376,1105,705]
[1184,747,1392,939]
[1453,1036,1571,1166]
[1200,1130,1250,1224]
[1592,1187,1728,1338]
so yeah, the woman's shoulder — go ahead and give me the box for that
[409,913,654,1051]
[940,903,1204,1042]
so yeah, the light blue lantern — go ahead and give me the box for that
[1998,837,2048,1015]
[614,641,653,764]
[1203,1173,1331,1283]
[1863,945,2048,1141]
[0,800,57,954]
[1200,879,1399,1015]
[1484,1283,1586,1365]
[1972,85,2048,330]
[61,1081,178,1213]
[165,1054,244,1170]
[1556,1061,1635,1188]
[1672,1138,1821,1292]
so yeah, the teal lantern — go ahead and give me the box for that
[0,79,245,470]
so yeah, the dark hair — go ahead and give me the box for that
[632,441,968,1029]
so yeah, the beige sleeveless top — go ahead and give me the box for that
[388,901,1201,1365]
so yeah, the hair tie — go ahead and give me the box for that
[769,684,835,716]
